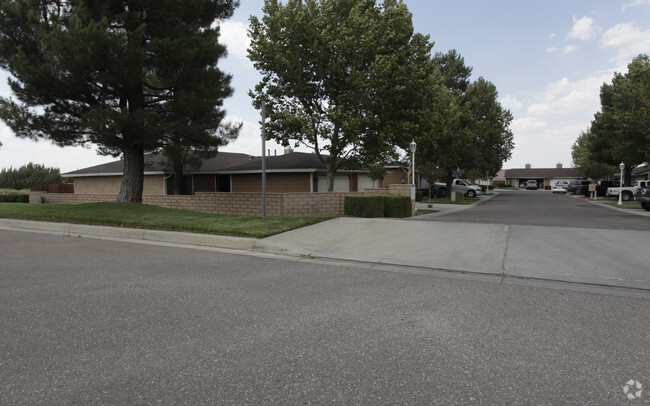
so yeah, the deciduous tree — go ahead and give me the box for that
[248,0,434,191]
[572,54,650,185]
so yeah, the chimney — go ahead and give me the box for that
[284,147,294,154]
[556,163,563,169]
[525,163,531,169]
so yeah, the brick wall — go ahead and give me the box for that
[29,184,414,217]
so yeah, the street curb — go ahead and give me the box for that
[414,192,499,218]
[0,218,260,251]
[577,196,650,217]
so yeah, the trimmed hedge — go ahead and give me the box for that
[0,194,29,203]
[344,195,412,218]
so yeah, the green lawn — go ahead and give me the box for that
[603,201,643,210]
[0,202,333,238]
[420,197,477,205]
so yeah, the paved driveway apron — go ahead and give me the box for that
[264,191,650,290]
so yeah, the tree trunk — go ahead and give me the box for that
[173,166,184,195]
[444,169,453,198]
[326,157,337,192]
[116,144,145,203]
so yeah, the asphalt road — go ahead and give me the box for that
[425,189,650,230]
[1,229,649,405]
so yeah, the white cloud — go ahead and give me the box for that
[527,74,608,118]
[219,115,298,157]
[548,33,556,39]
[566,16,600,41]
[562,45,578,54]
[511,116,548,132]
[501,94,523,110]
[622,0,650,11]
[546,46,558,53]
[218,20,250,60]
[600,22,650,63]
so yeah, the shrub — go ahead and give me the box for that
[344,195,412,218]
[0,163,65,189]
[0,194,29,203]
[415,190,423,202]
[383,195,411,218]
[344,196,384,218]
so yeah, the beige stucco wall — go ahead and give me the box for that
[73,175,165,195]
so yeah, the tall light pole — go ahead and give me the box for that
[410,140,416,185]
[618,161,624,205]
[261,100,267,219]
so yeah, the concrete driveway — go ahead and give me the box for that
[260,217,650,291]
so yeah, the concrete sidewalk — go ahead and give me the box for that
[1,215,648,292]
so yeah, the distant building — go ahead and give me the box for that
[504,163,581,189]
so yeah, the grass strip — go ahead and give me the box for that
[421,197,476,205]
[603,202,643,210]
[0,202,333,238]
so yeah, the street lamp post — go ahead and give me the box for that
[410,140,416,185]
[618,161,624,205]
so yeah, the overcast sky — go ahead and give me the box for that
[1,0,649,173]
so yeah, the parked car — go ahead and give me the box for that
[552,183,567,194]
[595,180,619,197]
[433,179,483,198]
[567,180,591,195]
[637,187,650,211]
[574,182,593,196]
[525,180,538,190]
[606,180,650,201]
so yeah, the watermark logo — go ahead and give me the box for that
[623,379,643,401]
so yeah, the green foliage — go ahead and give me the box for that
[249,0,435,191]
[571,130,617,180]
[344,195,411,218]
[433,49,473,94]
[368,164,388,187]
[383,195,412,218]
[0,194,29,203]
[0,163,64,189]
[344,196,385,218]
[415,50,513,197]
[415,190,423,202]
[0,0,239,202]
[576,54,650,184]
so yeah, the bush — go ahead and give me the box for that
[0,163,65,189]
[383,195,411,218]
[0,194,29,203]
[344,196,384,218]
[344,195,412,218]
[415,190,423,202]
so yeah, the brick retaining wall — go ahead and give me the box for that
[30,184,414,217]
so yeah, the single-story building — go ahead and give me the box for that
[62,150,413,195]
[632,163,649,181]
[504,163,582,189]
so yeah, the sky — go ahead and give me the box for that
[0,0,649,173]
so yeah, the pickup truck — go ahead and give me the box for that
[638,187,650,211]
[607,180,650,201]
[434,179,483,198]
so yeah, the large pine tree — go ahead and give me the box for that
[0,0,238,202]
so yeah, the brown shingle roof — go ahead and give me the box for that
[221,152,328,172]
[505,167,581,179]
[63,152,254,177]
